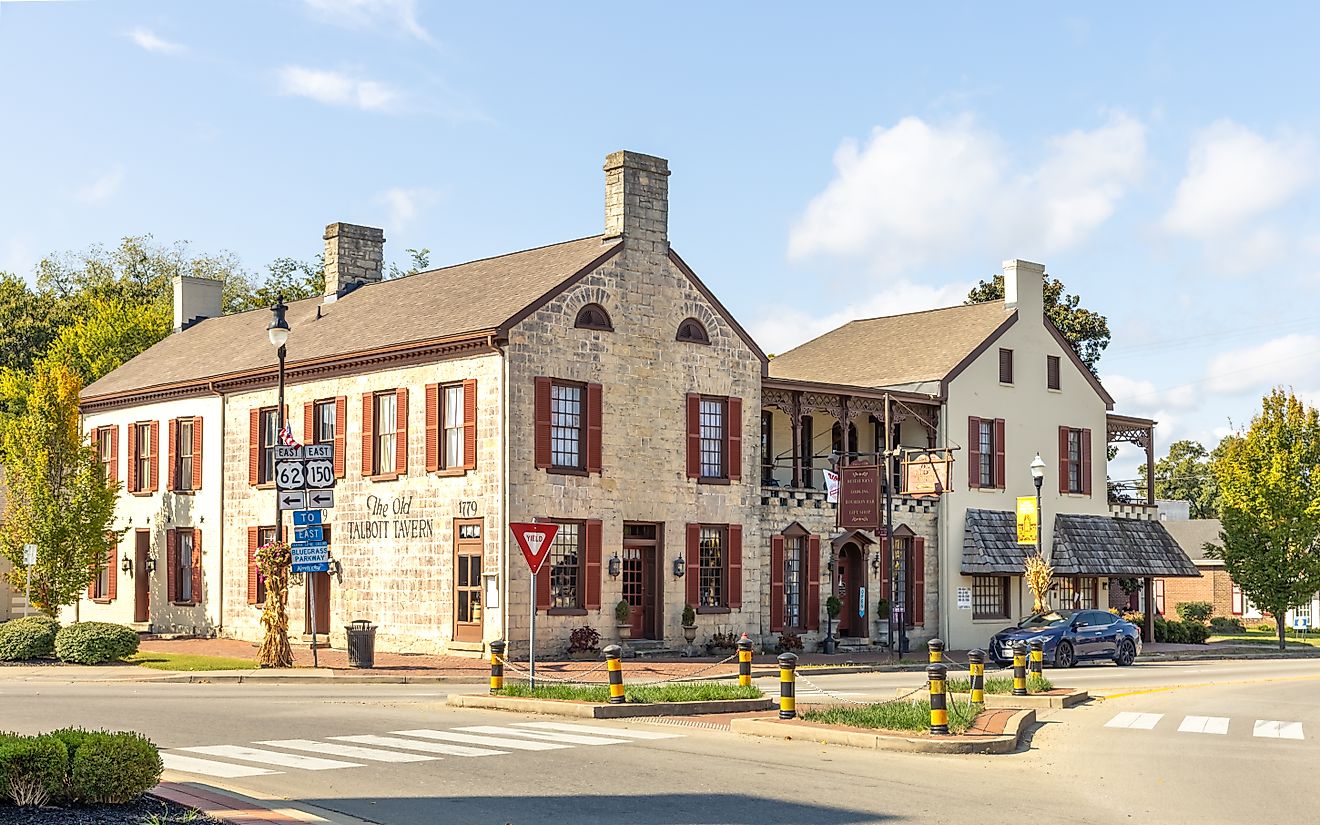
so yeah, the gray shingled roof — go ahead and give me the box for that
[1158,519,1223,562]
[1052,514,1201,577]
[962,508,1037,574]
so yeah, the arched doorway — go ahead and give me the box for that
[835,541,868,638]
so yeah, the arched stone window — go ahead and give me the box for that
[574,303,613,332]
[676,317,710,344]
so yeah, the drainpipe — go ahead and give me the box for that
[495,337,511,655]
[208,380,225,636]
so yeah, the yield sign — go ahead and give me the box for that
[510,522,559,575]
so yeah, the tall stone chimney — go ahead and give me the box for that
[324,222,385,298]
[603,151,669,255]
[173,274,223,332]
[1002,258,1046,319]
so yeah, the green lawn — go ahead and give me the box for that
[803,700,979,734]
[945,673,1052,694]
[128,652,259,671]
[495,681,763,703]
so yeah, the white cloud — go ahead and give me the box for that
[302,0,431,42]
[373,186,439,228]
[1204,333,1320,396]
[74,165,125,204]
[126,26,185,55]
[1163,120,1317,237]
[788,113,1146,276]
[276,66,402,112]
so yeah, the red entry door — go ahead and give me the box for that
[134,530,150,624]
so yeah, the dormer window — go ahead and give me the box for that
[574,303,613,332]
[676,318,710,345]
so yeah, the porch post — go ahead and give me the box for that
[790,392,803,489]
[1143,577,1155,643]
[1145,428,1156,506]
[840,395,851,468]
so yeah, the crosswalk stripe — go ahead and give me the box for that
[455,725,630,745]
[255,739,438,762]
[1177,716,1230,735]
[1104,712,1163,730]
[162,753,281,778]
[513,722,683,740]
[390,729,569,751]
[179,745,360,771]
[332,734,505,757]
[1254,720,1305,740]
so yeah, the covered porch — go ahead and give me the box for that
[1107,413,1158,513]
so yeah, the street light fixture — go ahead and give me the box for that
[1030,452,1046,574]
[267,296,310,665]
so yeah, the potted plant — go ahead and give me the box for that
[822,595,843,654]
[681,603,697,644]
[615,599,632,641]
[566,625,601,660]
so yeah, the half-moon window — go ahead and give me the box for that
[574,303,613,332]
[676,317,710,345]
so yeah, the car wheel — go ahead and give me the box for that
[1054,640,1076,668]
[1115,639,1136,666]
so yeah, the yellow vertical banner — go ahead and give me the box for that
[1016,496,1038,545]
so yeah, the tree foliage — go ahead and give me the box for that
[0,274,61,374]
[1138,439,1222,518]
[966,274,1111,374]
[1206,389,1320,650]
[0,364,120,616]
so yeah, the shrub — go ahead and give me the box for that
[1209,617,1245,635]
[1176,601,1214,624]
[1122,611,1144,626]
[567,625,600,654]
[66,731,162,803]
[54,622,140,665]
[777,631,803,652]
[0,733,67,807]
[614,599,631,623]
[1164,620,1190,644]
[708,631,737,651]
[1258,622,1275,634]
[1183,623,1210,645]
[825,596,842,618]
[681,604,696,627]
[0,616,61,661]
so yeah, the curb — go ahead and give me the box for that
[730,708,1035,755]
[154,672,488,685]
[447,693,775,718]
[891,687,1090,709]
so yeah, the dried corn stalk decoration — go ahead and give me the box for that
[1024,550,1054,613]
[256,540,294,668]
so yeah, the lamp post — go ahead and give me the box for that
[267,297,304,663]
[1030,452,1046,560]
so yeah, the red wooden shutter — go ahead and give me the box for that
[462,379,477,471]
[534,377,552,469]
[395,388,408,475]
[192,417,204,491]
[361,393,374,477]
[685,524,700,608]
[912,537,926,626]
[586,382,602,474]
[992,419,1005,489]
[147,421,159,491]
[109,426,119,483]
[107,544,117,601]
[966,417,981,489]
[685,393,701,478]
[535,561,551,610]
[303,402,315,446]
[1058,427,1070,494]
[248,409,261,486]
[424,383,439,472]
[727,524,742,609]
[769,536,785,632]
[879,534,891,621]
[247,527,260,605]
[1081,428,1093,496]
[191,529,203,606]
[585,519,602,610]
[167,418,177,491]
[333,396,347,478]
[727,397,742,480]
[806,535,821,631]
[166,530,178,603]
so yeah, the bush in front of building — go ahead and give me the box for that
[1175,601,1214,624]
[53,622,140,665]
[0,616,61,661]
[0,733,67,806]
[1153,616,1209,645]
[1209,616,1246,635]
[0,729,162,808]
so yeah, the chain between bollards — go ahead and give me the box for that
[1029,639,1044,678]
[778,652,797,719]
[489,640,505,694]
[604,644,625,704]
[737,633,753,687]
[967,648,985,704]
[927,638,944,664]
[927,662,949,735]
[1012,641,1028,696]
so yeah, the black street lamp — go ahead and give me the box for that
[1030,452,1046,562]
[267,295,290,537]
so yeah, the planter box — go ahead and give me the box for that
[448,693,773,719]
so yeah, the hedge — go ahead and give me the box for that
[0,729,161,808]
[54,622,140,665]
[0,616,60,662]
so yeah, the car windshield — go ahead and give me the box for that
[1016,610,1074,629]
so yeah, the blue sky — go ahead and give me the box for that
[3,1,1319,482]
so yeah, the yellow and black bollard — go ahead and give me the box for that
[778,652,798,720]
[488,639,505,694]
[928,663,949,735]
[737,633,753,687]
[604,644,626,704]
[967,648,986,704]
[1012,641,1028,696]
[1029,639,1044,679]
[928,638,945,664]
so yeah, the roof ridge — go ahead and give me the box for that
[846,299,1005,325]
[410,234,605,278]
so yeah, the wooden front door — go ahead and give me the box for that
[454,519,483,642]
[836,542,868,638]
[134,530,150,623]
[623,523,662,640]
[304,572,331,635]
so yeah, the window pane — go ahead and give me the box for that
[177,420,194,491]
[979,421,993,486]
[784,536,803,628]
[375,393,396,473]
[315,401,336,445]
[699,399,725,478]
[178,531,194,602]
[444,385,464,467]
[973,576,1007,619]
[549,523,581,608]
[1068,430,1083,492]
[550,383,583,468]
[260,409,278,484]
[699,527,724,608]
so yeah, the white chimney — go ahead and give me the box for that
[1002,258,1046,319]
[173,275,223,332]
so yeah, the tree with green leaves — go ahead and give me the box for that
[0,274,61,374]
[0,363,120,617]
[966,274,1111,374]
[1139,439,1222,518]
[1206,389,1320,650]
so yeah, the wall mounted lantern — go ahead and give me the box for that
[672,555,687,578]
[120,554,132,575]
[145,556,157,574]
[607,552,621,578]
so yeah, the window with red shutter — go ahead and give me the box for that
[148,421,159,491]
[967,417,981,489]
[109,426,119,483]
[912,537,926,626]
[992,419,1005,489]
[248,408,261,486]
[360,393,374,477]
[727,397,742,481]
[303,401,315,446]
[394,387,408,475]
[166,530,178,603]
[685,524,700,608]
[769,536,785,632]
[727,525,742,609]
[333,396,347,478]
[462,379,477,471]
[167,418,177,491]
[248,527,260,605]
[685,394,701,479]
[806,535,821,631]
[191,529,203,606]
[191,417,203,491]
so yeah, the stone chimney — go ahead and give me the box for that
[1002,258,1046,319]
[603,151,670,255]
[173,274,223,332]
[323,222,385,299]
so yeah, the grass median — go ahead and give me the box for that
[495,681,763,704]
[945,673,1052,694]
[802,700,979,734]
[128,652,258,671]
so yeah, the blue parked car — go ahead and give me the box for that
[989,609,1141,668]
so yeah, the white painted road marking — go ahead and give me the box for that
[162,753,281,778]
[514,722,684,740]
[255,739,438,762]
[1254,720,1305,740]
[1104,712,1164,730]
[456,725,631,745]
[332,734,505,757]
[1177,716,1230,735]
[391,729,570,751]
[179,745,360,771]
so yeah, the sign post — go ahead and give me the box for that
[510,522,558,689]
[22,544,36,618]
[281,445,337,667]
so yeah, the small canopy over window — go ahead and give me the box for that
[676,317,710,344]
[574,303,613,331]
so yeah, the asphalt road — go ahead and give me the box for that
[5,658,1318,825]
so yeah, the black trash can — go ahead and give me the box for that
[345,620,376,668]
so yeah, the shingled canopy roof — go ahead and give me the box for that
[1051,514,1201,578]
[962,508,1036,575]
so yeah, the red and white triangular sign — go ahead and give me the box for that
[510,522,560,575]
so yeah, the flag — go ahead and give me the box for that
[824,469,840,504]
[279,423,303,449]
